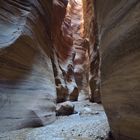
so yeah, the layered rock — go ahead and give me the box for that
[94,0,140,139]
[1,1,139,139]
[52,0,70,103]
[53,0,92,103]
[82,0,101,103]
[0,0,82,133]
[0,0,56,132]
[53,0,72,61]
[53,0,80,102]
[69,0,89,100]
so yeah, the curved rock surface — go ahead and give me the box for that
[0,0,56,132]
[94,0,140,139]
[83,0,101,103]
[0,0,81,131]
[0,0,140,140]
[70,0,89,100]
[53,0,79,102]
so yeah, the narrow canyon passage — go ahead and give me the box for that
[0,0,110,139]
[66,0,89,100]
[0,0,140,140]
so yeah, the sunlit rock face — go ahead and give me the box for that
[53,0,72,61]
[0,0,56,132]
[52,0,70,103]
[53,0,79,102]
[68,0,89,100]
[94,0,140,139]
[82,0,101,103]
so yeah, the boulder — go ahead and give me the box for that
[56,101,75,116]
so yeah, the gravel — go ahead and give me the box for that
[0,100,110,140]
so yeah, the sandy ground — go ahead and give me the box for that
[0,100,110,140]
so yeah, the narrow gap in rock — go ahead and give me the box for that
[54,0,111,140]
[1,0,139,140]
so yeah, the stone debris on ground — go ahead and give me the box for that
[56,101,75,116]
[0,100,110,140]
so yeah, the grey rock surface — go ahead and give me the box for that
[56,101,75,116]
[94,0,140,139]
[0,100,110,140]
[0,0,56,132]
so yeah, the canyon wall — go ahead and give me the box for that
[0,0,56,132]
[69,0,89,100]
[53,0,90,102]
[94,0,140,139]
[0,0,80,132]
[82,0,101,103]
[1,0,140,139]
[53,0,79,102]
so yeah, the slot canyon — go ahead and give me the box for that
[0,0,140,140]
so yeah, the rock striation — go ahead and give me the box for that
[0,1,140,139]
[0,0,81,131]
[83,0,140,139]
[70,0,90,101]
[53,0,79,102]
[83,0,101,103]
[0,0,56,132]
[94,0,140,139]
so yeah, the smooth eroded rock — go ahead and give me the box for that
[0,0,56,132]
[94,0,140,139]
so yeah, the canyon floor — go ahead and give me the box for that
[0,100,110,140]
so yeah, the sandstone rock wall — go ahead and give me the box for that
[94,0,140,139]
[0,0,82,132]
[0,0,56,132]
[68,0,89,100]
[53,0,79,102]
[82,0,101,103]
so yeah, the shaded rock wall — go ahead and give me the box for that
[0,0,56,132]
[94,0,140,139]
[0,0,82,132]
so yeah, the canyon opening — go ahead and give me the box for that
[0,0,140,140]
